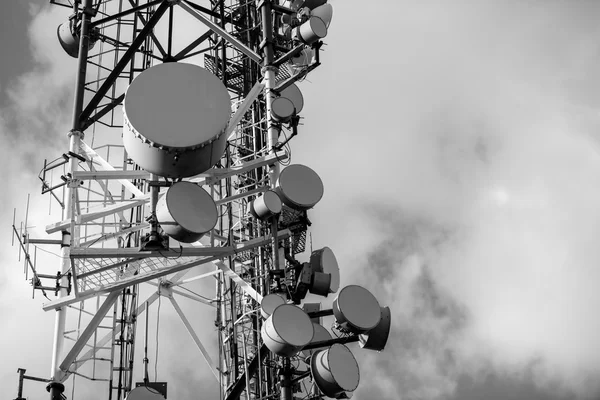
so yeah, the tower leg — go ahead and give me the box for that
[49,1,93,397]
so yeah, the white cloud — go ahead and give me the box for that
[5,1,600,400]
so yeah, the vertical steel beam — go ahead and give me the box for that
[48,2,93,399]
[48,0,93,400]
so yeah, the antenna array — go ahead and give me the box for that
[12,1,391,400]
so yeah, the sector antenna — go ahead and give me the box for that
[11,1,391,400]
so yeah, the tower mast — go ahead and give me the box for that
[13,2,391,400]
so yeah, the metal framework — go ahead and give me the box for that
[13,1,330,400]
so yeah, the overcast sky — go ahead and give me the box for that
[2,1,600,400]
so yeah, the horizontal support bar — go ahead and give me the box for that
[307,309,334,319]
[43,230,290,311]
[70,245,233,259]
[215,186,267,206]
[80,141,146,197]
[301,335,360,351]
[197,152,288,185]
[46,196,150,234]
[25,239,63,245]
[174,269,222,286]
[73,170,151,180]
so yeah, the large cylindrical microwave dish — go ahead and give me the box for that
[155,181,218,243]
[260,293,286,320]
[261,304,314,357]
[311,343,360,397]
[271,97,295,122]
[280,83,304,114]
[126,387,164,400]
[309,247,340,293]
[333,285,381,334]
[275,164,324,211]
[123,62,231,178]
[302,322,333,358]
[359,306,391,352]
[295,16,327,45]
[250,191,283,220]
[57,21,97,58]
[310,3,333,27]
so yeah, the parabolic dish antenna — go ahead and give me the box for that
[250,190,283,220]
[260,293,286,319]
[359,306,392,352]
[271,97,295,122]
[310,247,340,293]
[280,83,304,114]
[295,16,327,45]
[311,3,333,28]
[261,304,314,357]
[123,62,231,178]
[333,285,381,334]
[57,20,97,58]
[275,164,324,211]
[311,343,360,398]
[156,181,218,243]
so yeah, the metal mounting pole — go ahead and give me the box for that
[260,0,280,186]
[48,1,93,398]
[279,358,292,400]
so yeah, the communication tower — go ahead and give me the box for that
[12,1,391,400]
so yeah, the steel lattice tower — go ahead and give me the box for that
[12,2,388,400]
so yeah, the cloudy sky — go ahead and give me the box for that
[2,1,600,400]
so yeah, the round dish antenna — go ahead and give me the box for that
[359,306,392,352]
[261,304,314,357]
[333,285,382,334]
[295,16,328,45]
[275,164,324,211]
[271,97,296,122]
[311,3,334,28]
[260,293,286,319]
[57,19,97,58]
[280,83,305,114]
[250,191,283,220]
[310,247,340,293]
[310,343,360,398]
[155,182,218,243]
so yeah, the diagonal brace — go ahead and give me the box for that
[169,296,219,381]
[57,291,121,380]
[178,0,261,64]
[80,0,171,124]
